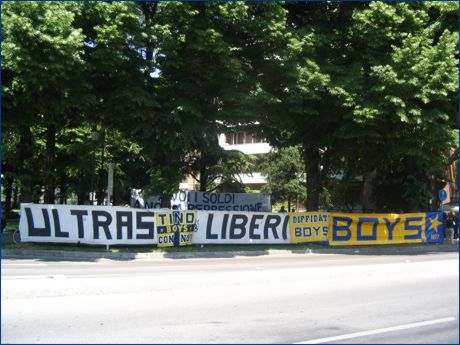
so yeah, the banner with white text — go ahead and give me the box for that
[187,191,271,212]
[131,190,271,212]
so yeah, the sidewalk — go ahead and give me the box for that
[2,242,458,261]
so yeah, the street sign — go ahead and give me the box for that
[438,189,447,202]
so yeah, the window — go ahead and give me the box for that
[225,133,234,145]
[253,135,263,143]
[245,133,254,143]
[225,131,265,145]
[236,132,245,144]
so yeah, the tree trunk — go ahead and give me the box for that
[4,174,14,216]
[304,147,321,211]
[199,166,208,192]
[18,126,33,203]
[361,170,376,212]
[96,190,105,205]
[44,124,56,204]
[59,174,67,204]
[140,2,158,73]
[424,177,432,213]
[13,184,19,208]
[403,157,419,212]
[160,194,171,208]
[77,192,86,205]
[96,131,106,205]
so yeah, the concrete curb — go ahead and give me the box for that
[2,243,458,261]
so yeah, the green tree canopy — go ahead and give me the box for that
[1,2,457,212]
[260,146,306,210]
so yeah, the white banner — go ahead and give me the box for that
[131,190,188,210]
[187,191,271,212]
[19,204,159,245]
[131,191,271,212]
[19,204,287,245]
[194,210,289,244]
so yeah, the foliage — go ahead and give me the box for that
[260,147,306,206]
[254,2,458,212]
[343,2,459,211]
[184,147,256,193]
[2,2,88,202]
[1,2,458,211]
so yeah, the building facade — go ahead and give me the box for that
[179,130,271,191]
[218,131,271,190]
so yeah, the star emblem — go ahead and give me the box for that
[427,214,442,232]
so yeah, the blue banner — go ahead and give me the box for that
[424,212,444,243]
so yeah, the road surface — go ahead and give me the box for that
[1,251,459,343]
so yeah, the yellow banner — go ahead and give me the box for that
[327,213,441,246]
[156,210,197,247]
[290,212,329,243]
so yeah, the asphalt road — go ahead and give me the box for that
[1,251,459,344]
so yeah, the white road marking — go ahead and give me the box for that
[294,317,457,344]
[2,261,99,266]
[3,274,66,280]
[2,263,47,267]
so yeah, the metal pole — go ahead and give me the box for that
[91,130,99,205]
[107,163,113,206]
[92,140,96,205]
